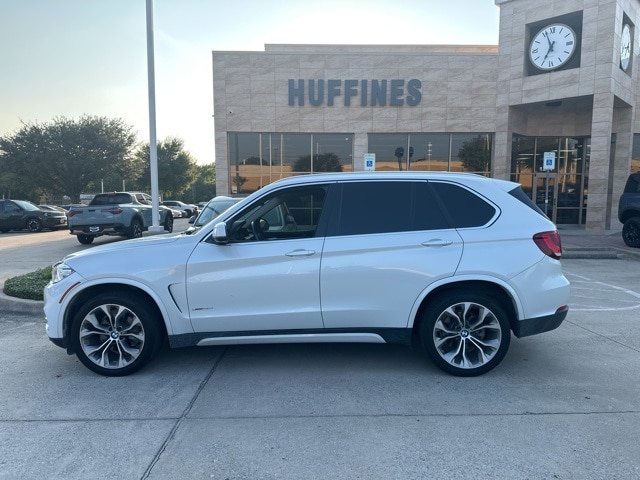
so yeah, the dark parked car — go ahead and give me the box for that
[619,172,640,247]
[0,199,68,233]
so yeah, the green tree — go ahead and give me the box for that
[0,116,138,202]
[457,135,491,173]
[188,163,217,203]
[135,137,198,199]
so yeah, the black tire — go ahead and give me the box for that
[70,291,163,376]
[26,217,42,233]
[128,218,143,239]
[164,214,174,233]
[77,234,94,245]
[419,291,511,377]
[622,217,640,248]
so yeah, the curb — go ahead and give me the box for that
[562,247,622,259]
[0,291,43,316]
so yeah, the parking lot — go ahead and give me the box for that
[1,227,639,479]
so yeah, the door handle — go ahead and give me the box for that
[285,249,316,257]
[421,239,453,247]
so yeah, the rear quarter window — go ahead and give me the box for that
[430,182,496,228]
[507,185,546,217]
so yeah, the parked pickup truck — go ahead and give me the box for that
[67,192,174,244]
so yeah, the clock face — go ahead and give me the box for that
[529,23,577,71]
[621,23,632,71]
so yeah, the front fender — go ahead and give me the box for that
[58,277,191,340]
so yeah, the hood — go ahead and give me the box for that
[62,233,184,264]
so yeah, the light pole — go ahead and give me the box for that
[146,0,163,233]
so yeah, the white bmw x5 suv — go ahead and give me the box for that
[45,172,570,377]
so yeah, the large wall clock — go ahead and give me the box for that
[620,22,632,72]
[529,23,577,71]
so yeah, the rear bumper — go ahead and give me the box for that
[70,223,126,235]
[512,306,569,338]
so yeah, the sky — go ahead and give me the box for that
[0,1,500,165]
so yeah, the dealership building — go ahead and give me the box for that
[212,0,640,233]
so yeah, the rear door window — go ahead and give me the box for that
[329,181,449,236]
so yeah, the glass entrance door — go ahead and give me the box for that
[511,136,589,225]
[533,173,557,222]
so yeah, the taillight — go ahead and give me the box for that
[533,231,562,259]
[67,209,81,218]
[101,207,123,215]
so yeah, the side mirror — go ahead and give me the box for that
[188,215,196,224]
[211,221,229,244]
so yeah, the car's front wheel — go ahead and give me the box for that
[419,291,511,376]
[70,292,162,376]
[622,217,640,247]
[26,218,42,232]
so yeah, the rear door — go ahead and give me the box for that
[320,180,463,329]
[2,201,24,229]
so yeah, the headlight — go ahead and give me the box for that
[51,262,75,284]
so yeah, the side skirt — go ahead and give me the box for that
[168,328,412,348]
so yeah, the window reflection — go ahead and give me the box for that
[367,133,492,173]
[229,133,354,193]
[409,134,449,171]
[452,134,492,173]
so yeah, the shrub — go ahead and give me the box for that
[3,266,52,301]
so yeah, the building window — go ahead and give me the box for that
[367,133,492,174]
[632,134,640,172]
[229,133,354,194]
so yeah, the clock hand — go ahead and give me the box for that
[542,40,555,62]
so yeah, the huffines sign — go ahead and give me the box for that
[288,79,422,107]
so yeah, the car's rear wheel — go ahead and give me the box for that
[419,291,511,376]
[164,214,174,233]
[26,218,42,232]
[622,217,640,247]
[128,219,143,239]
[70,292,162,376]
[77,234,94,245]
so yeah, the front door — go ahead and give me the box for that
[186,185,329,333]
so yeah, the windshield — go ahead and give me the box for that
[195,198,240,227]
[14,200,40,211]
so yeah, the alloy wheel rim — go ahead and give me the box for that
[433,301,502,369]
[79,304,145,369]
